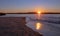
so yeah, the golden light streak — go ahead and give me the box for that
[36,11,41,19]
[35,22,42,30]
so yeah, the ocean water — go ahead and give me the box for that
[0,14,60,36]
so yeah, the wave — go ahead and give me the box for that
[26,16,60,24]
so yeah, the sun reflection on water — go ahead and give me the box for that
[36,11,42,20]
[35,22,42,30]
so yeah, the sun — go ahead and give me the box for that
[37,11,41,14]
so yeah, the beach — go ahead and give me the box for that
[0,17,42,36]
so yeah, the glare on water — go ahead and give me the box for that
[35,22,42,30]
[37,11,41,19]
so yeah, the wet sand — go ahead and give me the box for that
[0,17,42,36]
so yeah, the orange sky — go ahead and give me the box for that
[0,0,60,13]
[0,8,60,13]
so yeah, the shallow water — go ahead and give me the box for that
[0,14,60,36]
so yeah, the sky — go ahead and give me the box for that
[0,0,60,13]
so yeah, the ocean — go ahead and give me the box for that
[0,14,60,36]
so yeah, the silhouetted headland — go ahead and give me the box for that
[5,12,60,14]
[0,13,6,16]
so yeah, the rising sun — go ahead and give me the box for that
[37,11,41,14]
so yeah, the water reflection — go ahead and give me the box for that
[35,22,42,30]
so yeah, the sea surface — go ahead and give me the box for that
[0,14,60,36]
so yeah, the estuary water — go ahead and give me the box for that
[0,14,60,36]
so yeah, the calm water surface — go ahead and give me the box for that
[0,14,60,36]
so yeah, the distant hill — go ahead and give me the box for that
[0,13,6,16]
[0,12,60,14]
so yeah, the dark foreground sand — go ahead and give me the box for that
[0,17,42,36]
